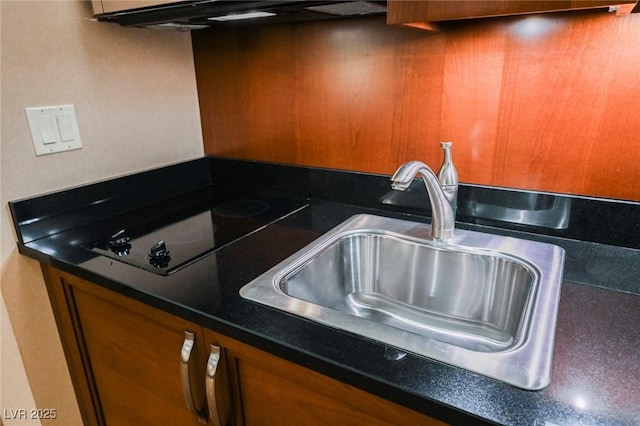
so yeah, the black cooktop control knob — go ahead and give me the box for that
[149,240,171,267]
[106,229,131,256]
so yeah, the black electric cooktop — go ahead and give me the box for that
[86,194,305,275]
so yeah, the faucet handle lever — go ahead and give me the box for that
[437,141,458,218]
[437,141,458,187]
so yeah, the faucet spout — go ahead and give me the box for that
[390,161,455,240]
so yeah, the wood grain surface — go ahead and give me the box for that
[194,11,640,200]
[387,0,638,26]
[213,332,448,425]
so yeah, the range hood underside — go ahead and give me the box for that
[95,1,387,30]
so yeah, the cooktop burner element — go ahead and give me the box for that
[87,195,305,275]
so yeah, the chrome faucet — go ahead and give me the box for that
[390,160,455,240]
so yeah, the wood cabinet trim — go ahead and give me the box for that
[387,0,639,27]
[41,265,103,426]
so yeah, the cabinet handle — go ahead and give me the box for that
[180,331,207,423]
[206,344,224,426]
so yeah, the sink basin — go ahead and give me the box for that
[240,214,565,390]
[280,232,533,353]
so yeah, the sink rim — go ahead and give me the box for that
[240,214,565,390]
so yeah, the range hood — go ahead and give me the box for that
[93,1,387,31]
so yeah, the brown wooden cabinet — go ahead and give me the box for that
[42,266,446,425]
[212,332,447,426]
[42,266,233,425]
[388,0,637,30]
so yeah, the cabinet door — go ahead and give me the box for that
[213,333,447,426]
[43,267,209,425]
[387,1,637,30]
[73,289,207,425]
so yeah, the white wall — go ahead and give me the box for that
[1,1,203,424]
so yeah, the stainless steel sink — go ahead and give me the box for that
[240,214,565,390]
[280,232,533,353]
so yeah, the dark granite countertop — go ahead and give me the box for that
[9,157,640,425]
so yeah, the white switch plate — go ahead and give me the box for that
[25,105,82,156]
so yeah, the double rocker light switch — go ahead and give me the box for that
[25,104,83,156]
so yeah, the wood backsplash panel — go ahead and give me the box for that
[193,12,640,200]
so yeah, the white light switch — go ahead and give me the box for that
[25,105,82,156]
[37,116,57,144]
[56,115,74,142]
